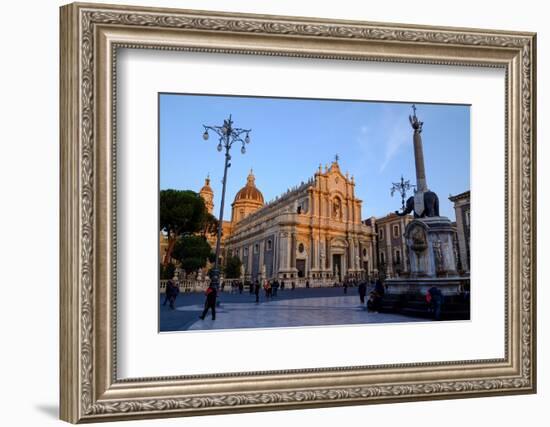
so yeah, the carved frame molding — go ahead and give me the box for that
[60,2,536,423]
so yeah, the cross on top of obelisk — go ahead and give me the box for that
[412,103,417,116]
[335,154,339,162]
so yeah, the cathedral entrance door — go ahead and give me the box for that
[332,254,342,282]
[296,259,306,278]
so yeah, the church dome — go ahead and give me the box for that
[200,175,213,195]
[234,170,264,204]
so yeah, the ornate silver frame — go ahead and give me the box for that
[60,2,537,423]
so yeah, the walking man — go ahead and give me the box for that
[254,280,260,303]
[199,284,217,320]
[358,281,367,304]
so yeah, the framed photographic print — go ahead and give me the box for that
[60,2,537,423]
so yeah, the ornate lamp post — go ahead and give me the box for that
[202,114,251,288]
[391,175,415,211]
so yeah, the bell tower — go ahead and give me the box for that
[199,175,214,214]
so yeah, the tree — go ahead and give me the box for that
[160,189,209,265]
[201,212,219,238]
[224,255,242,279]
[171,235,213,274]
[160,262,176,280]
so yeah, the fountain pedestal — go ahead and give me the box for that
[384,217,470,320]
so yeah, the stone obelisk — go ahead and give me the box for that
[409,104,428,192]
[409,104,428,216]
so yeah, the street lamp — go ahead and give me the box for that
[391,175,415,212]
[202,114,252,289]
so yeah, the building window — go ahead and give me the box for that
[298,243,305,253]
[266,239,272,251]
[239,208,244,220]
[379,228,384,241]
[254,243,259,254]
[465,209,470,227]
[380,251,385,264]
[244,247,248,256]
[394,250,401,264]
[393,224,400,238]
[228,249,233,257]
[363,248,367,257]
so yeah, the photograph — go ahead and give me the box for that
[56,2,536,423]
[158,94,471,332]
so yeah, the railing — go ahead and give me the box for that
[159,279,207,293]
[159,277,364,293]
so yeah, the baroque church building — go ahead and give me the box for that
[200,159,377,284]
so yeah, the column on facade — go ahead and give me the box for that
[348,238,355,270]
[325,235,331,272]
[309,235,315,272]
[290,232,296,270]
[247,243,253,276]
[280,232,288,271]
[401,218,408,273]
[385,223,393,277]
[358,240,366,273]
[368,241,373,275]
[259,240,265,278]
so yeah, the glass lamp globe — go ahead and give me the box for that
[202,130,209,141]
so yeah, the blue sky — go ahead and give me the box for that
[159,94,470,220]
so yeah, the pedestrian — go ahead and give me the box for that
[199,284,217,320]
[291,281,295,291]
[263,280,271,299]
[254,280,260,303]
[427,286,443,321]
[280,280,285,291]
[305,280,310,288]
[163,277,179,309]
[343,281,348,294]
[162,278,172,306]
[358,281,367,304]
[238,281,244,294]
[367,291,377,312]
[374,279,385,297]
[272,280,279,297]
[249,280,254,294]
[221,281,225,293]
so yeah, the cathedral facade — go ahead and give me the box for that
[201,159,377,284]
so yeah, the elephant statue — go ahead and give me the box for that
[396,190,440,218]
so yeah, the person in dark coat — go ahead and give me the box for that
[374,279,385,297]
[162,279,172,306]
[427,286,443,321]
[199,284,217,320]
[343,281,348,294]
[254,280,260,303]
[358,281,367,304]
[272,280,279,297]
[238,281,244,294]
[163,278,179,309]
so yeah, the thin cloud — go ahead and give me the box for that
[379,121,410,172]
